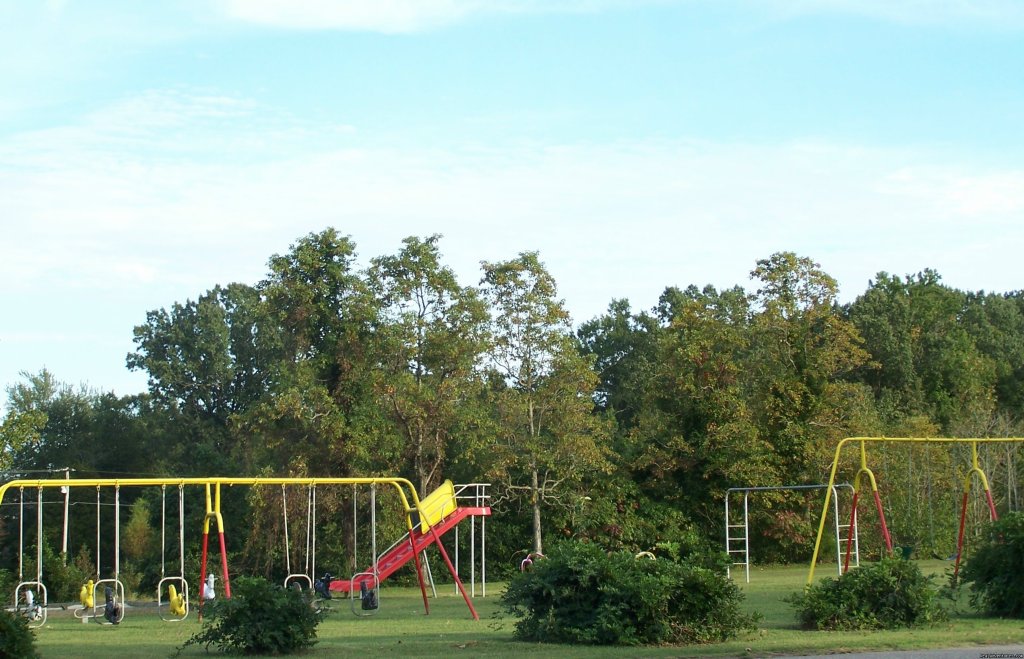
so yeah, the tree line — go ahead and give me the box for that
[2,229,1023,586]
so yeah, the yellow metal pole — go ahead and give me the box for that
[807,437,848,584]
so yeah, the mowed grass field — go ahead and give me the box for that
[31,561,1024,658]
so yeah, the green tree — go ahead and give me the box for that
[747,252,874,479]
[481,252,610,554]
[577,298,659,430]
[0,408,45,472]
[127,283,279,474]
[630,285,773,531]
[367,235,489,495]
[962,291,1024,416]
[847,271,997,432]
[238,229,383,476]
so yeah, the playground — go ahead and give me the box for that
[5,437,1024,656]
[19,563,1024,658]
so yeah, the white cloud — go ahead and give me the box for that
[214,0,1024,32]
[3,91,1023,315]
[216,0,664,32]
[753,0,1024,27]
[4,89,1024,398]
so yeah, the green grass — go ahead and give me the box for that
[31,562,1024,658]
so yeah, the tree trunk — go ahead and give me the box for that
[532,465,543,554]
[416,426,426,496]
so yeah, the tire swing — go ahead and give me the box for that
[157,485,189,621]
[13,487,48,629]
[92,485,125,625]
[350,483,379,616]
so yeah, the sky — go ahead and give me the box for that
[1,0,1023,404]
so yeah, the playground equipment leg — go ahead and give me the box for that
[409,534,430,614]
[427,523,479,620]
[843,491,859,573]
[953,442,1001,582]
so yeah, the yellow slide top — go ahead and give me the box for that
[415,479,457,533]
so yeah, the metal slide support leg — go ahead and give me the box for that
[410,533,430,614]
[427,523,479,620]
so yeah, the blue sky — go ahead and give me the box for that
[2,0,1023,403]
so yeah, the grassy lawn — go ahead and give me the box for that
[31,561,1024,657]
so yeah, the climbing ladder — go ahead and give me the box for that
[725,490,750,582]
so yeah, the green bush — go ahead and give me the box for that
[22,542,90,602]
[0,607,40,659]
[961,511,1024,617]
[788,557,945,630]
[500,540,758,646]
[178,576,323,655]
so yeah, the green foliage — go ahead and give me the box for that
[481,252,611,555]
[22,543,90,603]
[0,607,40,659]
[179,576,323,655]
[501,540,758,646]
[960,511,1024,618]
[788,558,946,630]
[8,231,1024,586]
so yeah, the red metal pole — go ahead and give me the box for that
[872,489,893,554]
[218,529,231,599]
[953,491,969,581]
[984,489,999,522]
[428,524,479,620]
[198,530,209,619]
[409,533,429,614]
[843,492,860,574]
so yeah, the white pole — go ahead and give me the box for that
[37,487,44,585]
[18,487,24,582]
[114,486,120,581]
[179,485,186,579]
[62,469,70,563]
[96,487,101,578]
[724,493,730,579]
[370,485,377,578]
[311,486,317,581]
[832,485,841,576]
[743,491,750,584]
[305,486,312,576]
[161,486,167,579]
[282,485,291,575]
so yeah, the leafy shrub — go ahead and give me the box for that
[500,540,758,645]
[22,542,90,602]
[0,607,40,659]
[788,557,945,630]
[961,511,1024,617]
[179,576,323,655]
